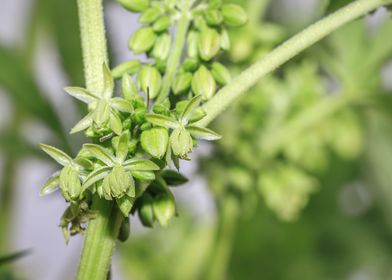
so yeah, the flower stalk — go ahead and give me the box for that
[196,0,392,127]
[75,0,121,279]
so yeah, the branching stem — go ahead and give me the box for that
[196,0,392,127]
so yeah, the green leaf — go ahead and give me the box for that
[0,46,64,137]
[116,131,130,162]
[40,172,60,196]
[0,250,31,265]
[161,170,188,186]
[186,125,221,141]
[145,113,179,129]
[70,112,93,134]
[39,144,73,166]
[180,95,202,124]
[103,63,114,99]
[64,87,98,104]
[116,196,135,217]
[110,98,133,113]
[82,166,112,189]
[123,159,160,171]
[140,128,169,159]
[83,144,115,166]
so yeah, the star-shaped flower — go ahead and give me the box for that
[145,95,221,159]
[65,64,133,135]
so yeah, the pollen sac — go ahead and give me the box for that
[221,4,248,27]
[172,72,192,95]
[170,127,193,159]
[138,193,155,227]
[138,65,162,99]
[59,165,82,202]
[198,28,221,61]
[109,165,133,198]
[211,62,232,85]
[141,127,169,159]
[192,65,216,100]
[152,33,172,61]
[152,192,176,227]
[116,0,149,13]
[129,27,157,54]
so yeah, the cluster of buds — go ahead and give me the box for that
[39,0,248,241]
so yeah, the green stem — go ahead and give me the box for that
[76,0,122,279]
[77,197,123,280]
[156,8,191,103]
[196,0,392,127]
[205,196,239,280]
[77,0,108,95]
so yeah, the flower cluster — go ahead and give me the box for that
[39,0,247,242]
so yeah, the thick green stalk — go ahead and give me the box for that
[77,0,108,95]
[196,0,392,127]
[156,9,191,103]
[76,0,122,279]
[77,197,123,280]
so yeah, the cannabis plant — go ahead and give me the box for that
[32,0,392,279]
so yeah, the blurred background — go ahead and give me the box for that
[1,0,392,279]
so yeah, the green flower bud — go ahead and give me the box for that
[138,193,155,227]
[121,74,138,100]
[109,165,133,198]
[170,127,193,158]
[220,29,230,50]
[138,65,162,99]
[133,107,147,124]
[129,27,157,54]
[154,60,167,74]
[141,127,169,159]
[59,166,82,202]
[152,33,172,61]
[182,57,199,72]
[211,62,231,85]
[221,4,248,27]
[204,9,223,26]
[187,30,199,58]
[208,0,221,9]
[152,192,176,227]
[172,72,192,95]
[112,60,141,79]
[117,0,149,12]
[198,28,221,61]
[93,100,111,127]
[153,16,171,32]
[139,7,161,24]
[192,65,216,100]
[118,217,130,242]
